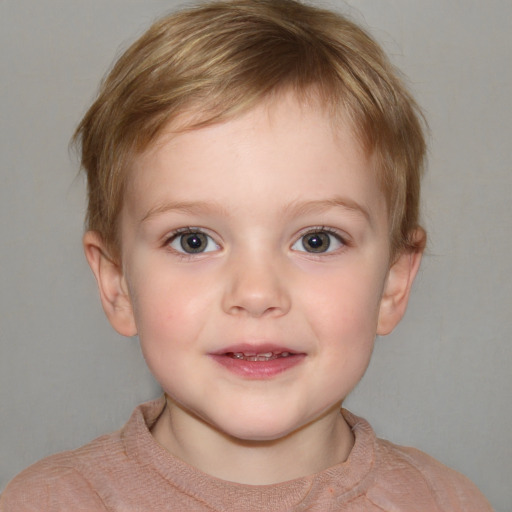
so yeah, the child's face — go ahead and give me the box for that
[89,93,419,443]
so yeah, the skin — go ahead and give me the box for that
[84,92,423,485]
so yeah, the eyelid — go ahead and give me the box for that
[291,226,349,254]
[164,226,213,239]
[164,227,221,255]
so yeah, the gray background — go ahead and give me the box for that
[1,1,511,510]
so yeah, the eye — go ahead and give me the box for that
[292,229,345,254]
[168,230,219,254]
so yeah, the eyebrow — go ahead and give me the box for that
[141,196,372,224]
[284,196,372,224]
[141,200,230,222]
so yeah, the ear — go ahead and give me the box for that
[377,234,424,336]
[83,231,137,337]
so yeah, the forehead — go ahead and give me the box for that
[135,88,369,161]
[123,93,385,225]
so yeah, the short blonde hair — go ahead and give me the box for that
[74,0,426,259]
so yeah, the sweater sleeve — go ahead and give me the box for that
[400,446,494,512]
[371,440,494,512]
[0,458,108,512]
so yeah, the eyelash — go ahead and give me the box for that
[292,226,349,255]
[164,228,220,257]
[163,226,349,257]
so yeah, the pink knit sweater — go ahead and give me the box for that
[1,398,493,511]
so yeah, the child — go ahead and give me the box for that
[0,0,493,510]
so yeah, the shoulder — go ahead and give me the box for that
[342,410,493,511]
[0,432,119,511]
[372,437,494,511]
[0,399,165,512]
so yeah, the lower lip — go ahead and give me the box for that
[210,354,305,379]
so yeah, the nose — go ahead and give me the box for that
[221,252,291,318]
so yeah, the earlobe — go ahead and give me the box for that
[83,231,137,337]
[377,240,424,336]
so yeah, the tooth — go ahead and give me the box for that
[229,351,292,361]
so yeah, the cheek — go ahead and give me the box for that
[299,263,384,388]
[301,264,384,336]
[129,268,217,351]
[131,285,198,387]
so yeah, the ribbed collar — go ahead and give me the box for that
[122,397,376,511]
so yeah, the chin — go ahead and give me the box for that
[209,409,309,443]
[226,424,297,443]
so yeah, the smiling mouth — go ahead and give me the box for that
[211,344,305,378]
[226,351,292,362]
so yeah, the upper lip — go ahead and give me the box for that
[210,343,301,356]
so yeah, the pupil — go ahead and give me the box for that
[181,233,206,253]
[304,232,329,253]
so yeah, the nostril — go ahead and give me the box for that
[227,303,284,318]
[221,261,292,317]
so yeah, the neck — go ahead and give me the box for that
[151,396,354,485]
